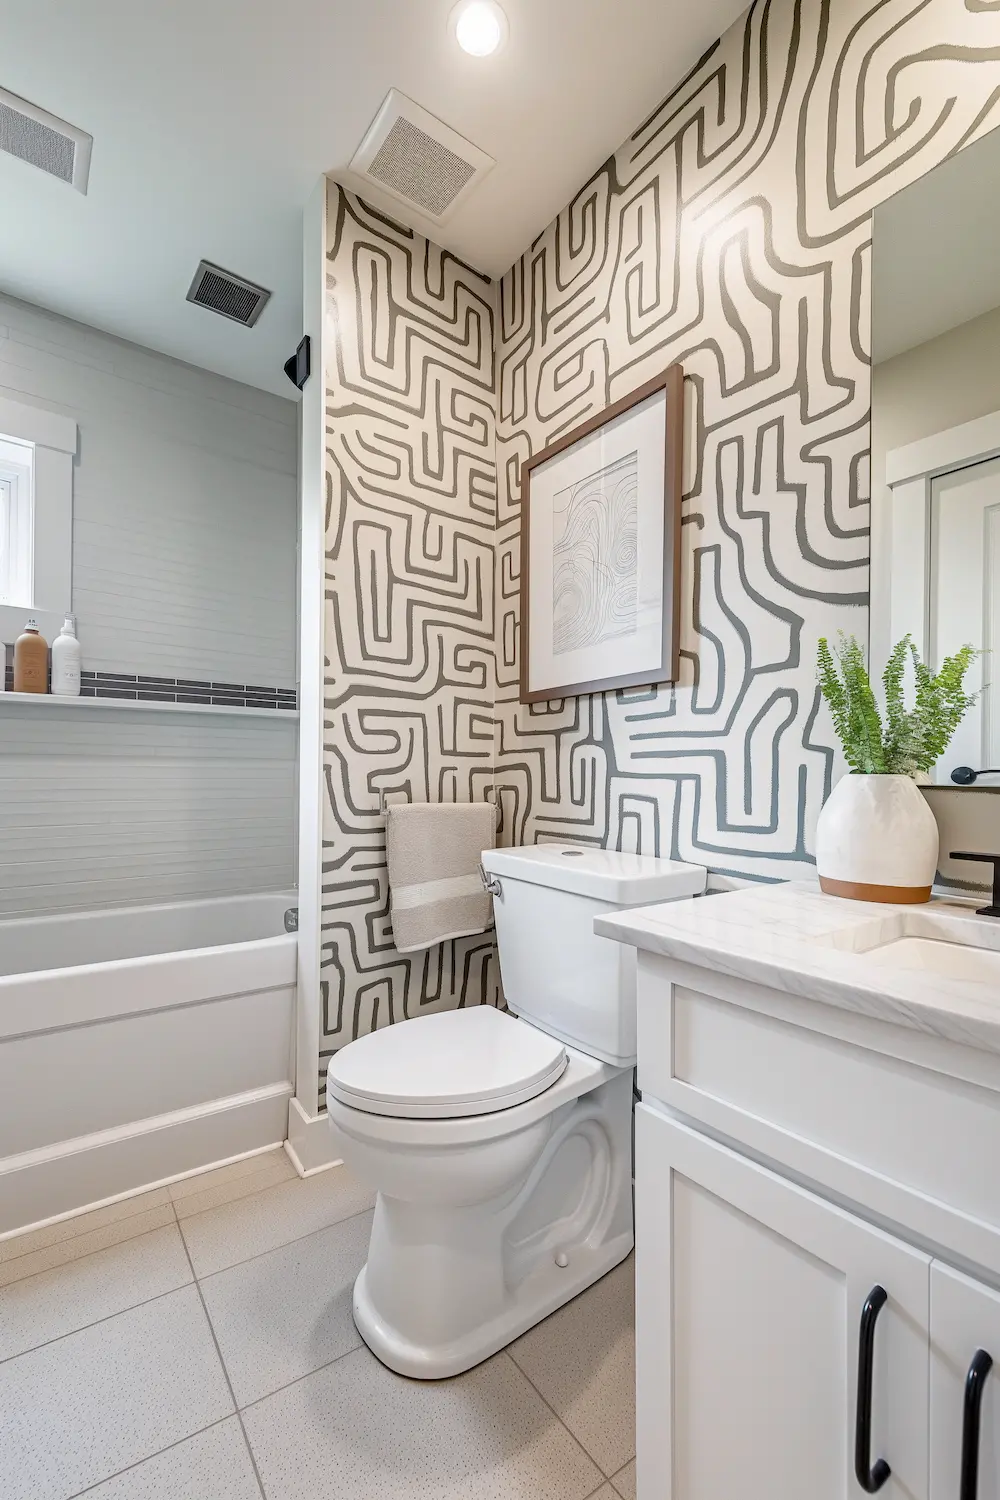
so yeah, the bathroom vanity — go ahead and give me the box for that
[597,885,1000,1500]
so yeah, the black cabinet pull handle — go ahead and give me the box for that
[855,1285,891,1493]
[960,1349,993,1500]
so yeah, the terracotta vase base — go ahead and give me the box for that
[819,876,932,905]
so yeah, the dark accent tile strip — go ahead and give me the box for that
[3,656,297,710]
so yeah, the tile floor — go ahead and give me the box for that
[0,1149,636,1499]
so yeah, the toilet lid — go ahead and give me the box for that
[326,1007,568,1119]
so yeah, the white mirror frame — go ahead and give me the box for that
[0,393,77,647]
[879,407,1000,782]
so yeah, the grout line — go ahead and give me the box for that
[501,1349,614,1480]
[0,1236,196,1368]
[0,1211,177,1291]
[0,1191,174,1265]
[173,1164,326,1233]
[0,1191,371,1368]
[169,1164,298,1222]
[65,1413,237,1498]
[238,1342,367,1416]
[609,1460,634,1496]
[0,1147,286,1268]
[178,1224,268,1500]
[184,1202,375,1284]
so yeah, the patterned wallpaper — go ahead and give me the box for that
[320,187,501,1098]
[496,0,1000,882]
[319,1,1000,1092]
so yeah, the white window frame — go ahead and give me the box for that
[881,407,1000,784]
[0,437,35,609]
[0,394,76,644]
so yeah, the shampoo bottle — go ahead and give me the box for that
[13,619,48,694]
[51,615,81,697]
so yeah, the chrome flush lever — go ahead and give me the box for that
[479,864,502,899]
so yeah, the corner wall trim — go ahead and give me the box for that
[286,1096,342,1176]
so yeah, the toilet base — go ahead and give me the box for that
[341,1068,636,1379]
[352,1228,634,1380]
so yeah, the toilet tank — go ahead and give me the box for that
[479,846,706,1066]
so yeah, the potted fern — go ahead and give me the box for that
[815,634,977,903]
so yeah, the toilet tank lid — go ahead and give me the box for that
[480,846,706,905]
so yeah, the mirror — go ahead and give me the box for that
[872,126,1000,787]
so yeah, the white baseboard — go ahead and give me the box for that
[286,1096,342,1176]
[0,1082,291,1237]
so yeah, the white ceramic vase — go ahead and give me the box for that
[815,773,939,903]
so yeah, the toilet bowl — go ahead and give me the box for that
[327,844,706,1379]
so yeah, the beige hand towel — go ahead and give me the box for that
[386,801,497,953]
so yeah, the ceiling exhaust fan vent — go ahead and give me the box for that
[0,87,92,193]
[186,261,271,327]
[349,89,494,223]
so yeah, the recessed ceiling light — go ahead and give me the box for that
[452,0,508,57]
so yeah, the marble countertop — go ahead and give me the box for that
[595,883,1000,1053]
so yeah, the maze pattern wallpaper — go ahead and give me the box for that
[321,0,1000,1087]
[495,0,1000,884]
[320,187,501,1092]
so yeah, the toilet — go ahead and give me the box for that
[326,844,706,1379]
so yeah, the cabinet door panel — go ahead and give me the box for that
[932,1263,1000,1500]
[636,1105,930,1500]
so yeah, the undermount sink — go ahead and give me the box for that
[816,906,1000,985]
[864,935,1000,983]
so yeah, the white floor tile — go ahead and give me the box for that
[0,1224,192,1363]
[610,1459,636,1498]
[0,1200,176,1289]
[200,1210,371,1406]
[0,1285,233,1500]
[509,1257,635,1476]
[169,1149,297,1220]
[242,1344,603,1500]
[179,1166,374,1278]
[72,1418,261,1499]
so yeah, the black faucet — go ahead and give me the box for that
[950,853,1000,917]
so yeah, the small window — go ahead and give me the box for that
[0,395,75,643]
[0,434,34,608]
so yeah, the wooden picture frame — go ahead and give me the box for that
[519,364,684,703]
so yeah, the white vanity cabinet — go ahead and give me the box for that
[931,1266,1000,1500]
[636,1106,1000,1500]
[612,894,1000,1500]
[635,1106,931,1500]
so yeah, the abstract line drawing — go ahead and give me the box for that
[552,452,638,656]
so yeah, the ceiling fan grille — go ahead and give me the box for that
[348,89,495,224]
[185,261,271,327]
[0,86,92,192]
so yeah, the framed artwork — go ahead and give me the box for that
[519,364,684,703]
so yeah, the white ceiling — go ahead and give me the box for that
[873,123,1000,365]
[0,0,745,399]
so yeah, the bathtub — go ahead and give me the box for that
[0,892,298,1237]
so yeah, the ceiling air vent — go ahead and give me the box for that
[186,261,271,327]
[0,87,92,193]
[349,89,494,223]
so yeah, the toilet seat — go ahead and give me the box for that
[326,1006,567,1119]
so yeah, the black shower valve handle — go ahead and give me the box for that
[950,852,1000,917]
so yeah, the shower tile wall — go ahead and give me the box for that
[0,294,299,915]
[320,187,501,1090]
